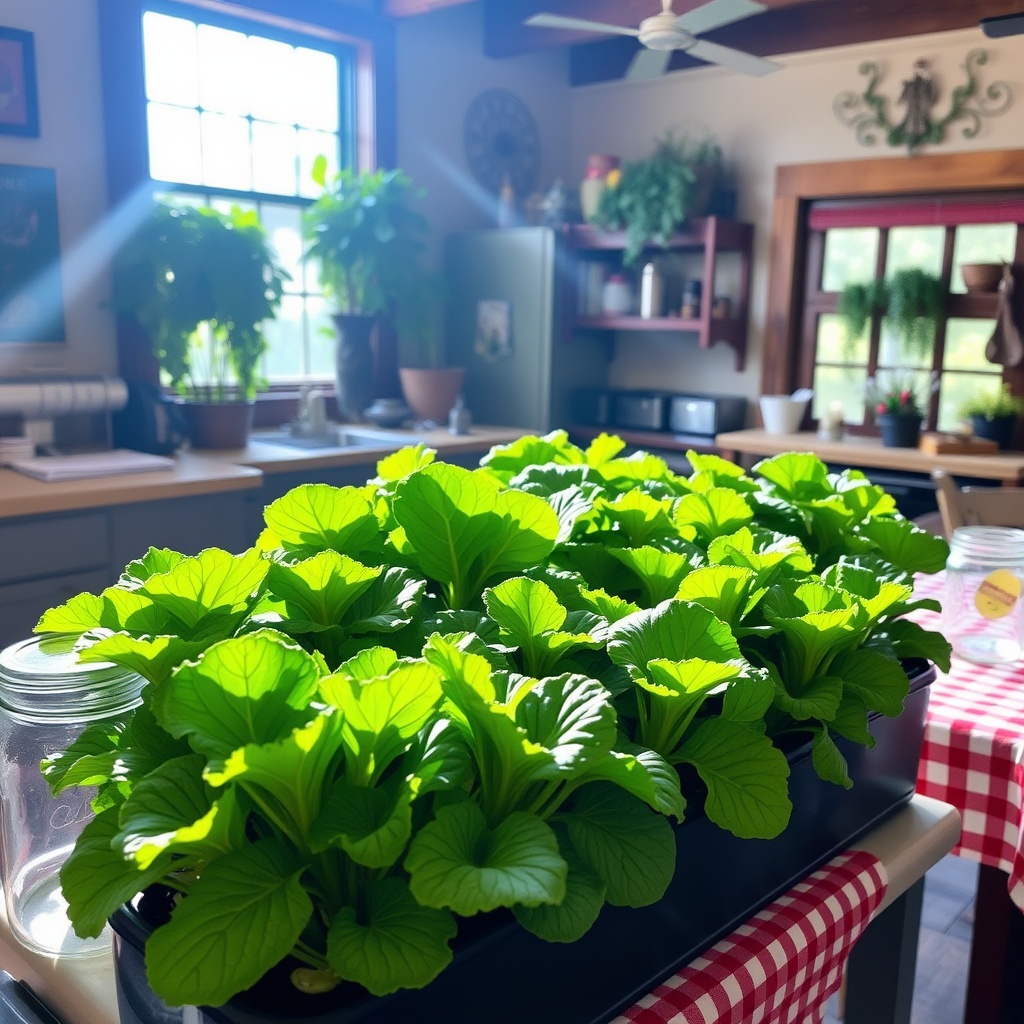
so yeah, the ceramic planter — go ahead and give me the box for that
[108,661,933,1024]
[971,413,1017,450]
[877,413,922,449]
[176,400,255,450]
[333,315,376,423]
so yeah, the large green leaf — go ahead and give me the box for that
[146,839,312,1008]
[835,647,910,716]
[480,430,585,484]
[674,487,753,541]
[856,517,950,574]
[594,490,678,547]
[606,546,692,607]
[564,784,675,907]
[576,747,687,822]
[607,599,740,670]
[754,452,832,499]
[310,781,413,867]
[259,551,380,629]
[812,727,852,788]
[327,878,456,995]
[77,633,209,686]
[677,718,792,839]
[35,592,105,634]
[393,463,559,607]
[151,632,322,757]
[676,565,759,627]
[405,801,566,915]
[258,482,382,559]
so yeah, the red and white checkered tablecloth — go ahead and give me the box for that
[913,570,1024,910]
[612,849,887,1024]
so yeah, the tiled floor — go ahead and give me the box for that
[825,852,979,1024]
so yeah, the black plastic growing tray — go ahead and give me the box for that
[110,660,934,1024]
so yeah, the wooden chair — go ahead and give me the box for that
[931,469,1024,537]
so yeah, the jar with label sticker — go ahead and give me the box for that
[0,635,146,957]
[944,526,1024,665]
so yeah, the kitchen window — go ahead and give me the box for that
[98,0,395,388]
[800,196,1022,432]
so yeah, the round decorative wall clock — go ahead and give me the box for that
[463,88,541,198]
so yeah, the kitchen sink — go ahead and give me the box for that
[255,428,422,450]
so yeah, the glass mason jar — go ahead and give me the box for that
[0,635,145,957]
[944,526,1024,665]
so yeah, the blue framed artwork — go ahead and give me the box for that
[0,27,39,138]
[0,164,66,342]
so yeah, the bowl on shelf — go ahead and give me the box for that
[960,262,1005,292]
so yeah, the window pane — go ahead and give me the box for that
[951,223,1016,293]
[821,228,878,292]
[885,226,943,277]
[260,204,304,295]
[298,131,339,198]
[878,318,933,369]
[252,122,299,195]
[308,297,336,377]
[938,371,1004,431]
[812,365,868,425]
[294,48,339,131]
[143,13,198,107]
[201,112,251,190]
[817,312,868,363]
[944,317,999,371]
[148,104,202,184]
[197,25,250,116]
[249,36,298,124]
[263,295,306,378]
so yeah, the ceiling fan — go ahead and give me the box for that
[524,0,781,79]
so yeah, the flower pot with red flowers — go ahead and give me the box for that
[867,372,927,448]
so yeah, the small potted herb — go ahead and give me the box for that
[866,371,928,447]
[958,382,1024,449]
[35,433,949,1021]
[113,200,288,448]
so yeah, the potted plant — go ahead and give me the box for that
[35,433,949,1022]
[113,200,288,448]
[959,381,1024,449]
[591,131,723,266]
[838,268,945,361]
[866,371,928,447]
[303,159,439,422]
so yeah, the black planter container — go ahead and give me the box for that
[110,661,934,1024]
[971,413,1017,450]
[877,413,922,449]
[333,315,376,423]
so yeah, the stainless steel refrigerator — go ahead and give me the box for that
[444,226,609,432]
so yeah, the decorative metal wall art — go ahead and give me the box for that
[834,49,1011,154]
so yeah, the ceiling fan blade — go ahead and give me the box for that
[626,47,672,80]
[686,38,781,76]
[676,0,767,35]
[524,13,640,37]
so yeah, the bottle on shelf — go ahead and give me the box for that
[497,175,516,229]
[639,262,663,319]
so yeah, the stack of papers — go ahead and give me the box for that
[8,449,176,482]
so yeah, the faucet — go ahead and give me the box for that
[294,386,328,436]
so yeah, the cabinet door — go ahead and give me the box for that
[0,569,110,651]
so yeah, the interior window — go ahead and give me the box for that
[802,198,1020,433]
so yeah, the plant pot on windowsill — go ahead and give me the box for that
[177,398,255,450]
[971,413,1017,450]
[877,412,922,448]
[398,366,465,425]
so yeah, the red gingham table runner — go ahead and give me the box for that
[914,570,1024,910]
[612,849,887,1024]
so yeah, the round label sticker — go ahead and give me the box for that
[974,569,1022,620]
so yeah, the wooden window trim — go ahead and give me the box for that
[762,148,1024,400]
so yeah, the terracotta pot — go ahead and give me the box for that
[399,367,465,425]
[178,401,254,450]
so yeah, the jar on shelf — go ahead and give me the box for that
[681,280,702,319]
[639,262,663,319]
[579,154,619,223]
[602,273,634,316]
[943,526,1024,665]
[0,635,146,957]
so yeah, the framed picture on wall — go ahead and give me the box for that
[0,164,66,342]
[0,27,39,137]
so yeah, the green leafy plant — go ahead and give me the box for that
[865,371,928,417]
[838,269,945,360]
[113,201,288,401]
[36,433,950,1012]
[958,382,1024,421]
[592,131,723,265]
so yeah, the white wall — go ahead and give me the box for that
[0,0,113,378]
[569,28,1024,400]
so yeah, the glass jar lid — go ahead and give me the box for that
[949,526,1024,564]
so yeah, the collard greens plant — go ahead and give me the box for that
[37,433,950,1009]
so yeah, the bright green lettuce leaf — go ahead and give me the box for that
[332,645,398,681]
[372,444,436,484]
[686,451,758,489]
[835,647,910,716]
[310,781,413,867]
[59,807,173,938]
[575,746,686,823]
[257,483,382,560]
[35,592,106,634]
[607,599,741,671]
[856,517,950,574]
[753,452,832,499]
[720,670,775,723]
[607,546,693,607]
[117,547,188,587]
[761,605,866,688]
[830,693,876,747]
[393,462,560,608]
[707,526,814,581]
[585,433,627,465]
[594,491,678,547]
[326,878,456,995]
[870,618,952,673]
[258,551,379,629]
[145,838,312,1008]
[676,565,760,627]
[405,801,566,915]
[151,632,322,758]
[576,587,640,624]
[812,728,852,788]
[115,754,246,868]
[674,487,754,541]
[76,633,210,687]
[405,718,472,795]
[480,431,585,484]
[772,672,844,722]
[340,566,426,634]
[564,784,675,907]
[42,714,132,793]
[676,718,792,839]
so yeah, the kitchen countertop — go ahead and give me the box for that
[715,428,1024,483]
[0,427,528,520]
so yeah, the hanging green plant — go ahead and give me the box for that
[837,269,944,359]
